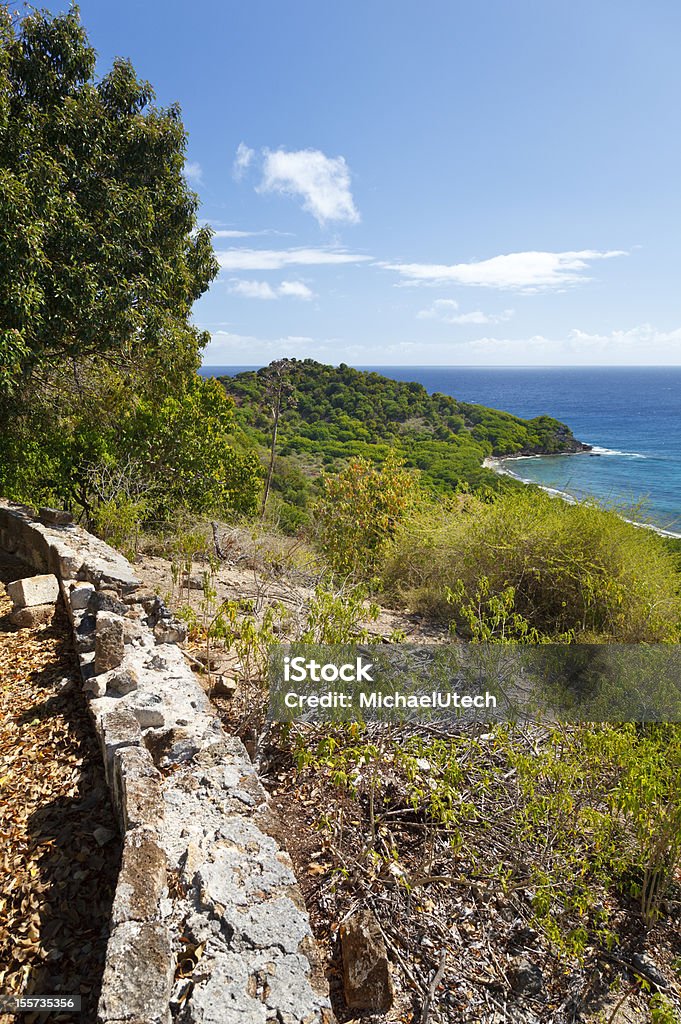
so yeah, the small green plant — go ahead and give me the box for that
[650,994,681,1024]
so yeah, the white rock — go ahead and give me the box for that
[7,573,59,609]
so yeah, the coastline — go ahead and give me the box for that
[483,454,681,540]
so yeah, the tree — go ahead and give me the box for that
[259,359,295,516]
[0,6,260,524]
[0,4,217,395]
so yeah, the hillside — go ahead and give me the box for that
[220,360,590,498]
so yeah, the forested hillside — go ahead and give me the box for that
[221,359,589,499]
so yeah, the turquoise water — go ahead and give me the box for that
[201,365,681,535]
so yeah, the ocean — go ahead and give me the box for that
[200,365,681,536]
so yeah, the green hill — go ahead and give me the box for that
[220,359,589,499]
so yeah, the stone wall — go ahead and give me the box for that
[0,500,332,1024]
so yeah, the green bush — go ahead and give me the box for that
[314,453,418,578]
[382,489,681,642]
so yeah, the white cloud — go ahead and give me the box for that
[216,247,371,271]
[233,142,255,180]
[278,280,314,300]
[229,280,277,300]
[228,278,315,301]
[381,249,627,293]
[184,161,203,184]
[212,229,269,239]
[260,148,360,225]
[417,299,515,324]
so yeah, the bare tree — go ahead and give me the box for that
[260,359,295,517]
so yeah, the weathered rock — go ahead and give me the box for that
[182,572,204,591]
[114,745,164,831]
[125,692,166,729]
[210,675,238,698]
[7,573,59,609]
[93,826,117,847]
[83,675,108,698]
[70,581,95,610]
[90,588,128,616]
[340,909,394,1012]
[96,612,125,673]
[107,668,140,696]
[111,827,167,925]
[9,603,56,628]
[508,957,544,996]
[153,618,188,645]
[97,708,142,783]
[38,507,74,526]
[97,920,173,1024]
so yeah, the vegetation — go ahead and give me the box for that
[381,488,681,642]
[220,359,588,527]
[0,6,260,525]
[314,453,418,576]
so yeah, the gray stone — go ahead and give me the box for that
[96,612,125,673]
[340,909,394,1012]
[186,954,265,1024]
[210,675,238,698]
[107,669,140,696]
[7,573,59,609]
[183,572,205,591]
[98,708,142,783]
[111,827,167,925]
[224,898,310,954]
[508,957,544,996]
[83,675,108,698]
[114,745,164,831]
[93,826,117,847]
[97,921,173,1024]
[9,603,56,628]
[125,692,166,729]
[38,507,74,526]
[90,588,128,616]
[69,582,95,610]
[153,618,188,645]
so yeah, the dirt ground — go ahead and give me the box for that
[0,554,121,1023]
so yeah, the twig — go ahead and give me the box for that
[421,948,446,1024]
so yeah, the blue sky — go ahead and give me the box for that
[57,1,681,365]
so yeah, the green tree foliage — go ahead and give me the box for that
[315,453,418,577]
[0,6,260,524]
[382,489,681,642]
[0,4,216,392]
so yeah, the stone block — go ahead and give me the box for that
[153,619,188,645]
[111,827,167,925]
[7,573,59,609]
[9,603,56,628]
[340,909,394,1012]
[98,708,142,784]
[96,612,125,673]
[114,746,164,831]
[97,921,173,1024]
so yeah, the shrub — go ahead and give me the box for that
[382,489,681,642]
[314,453,418,577]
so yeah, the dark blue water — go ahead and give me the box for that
[201,365,681,535]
